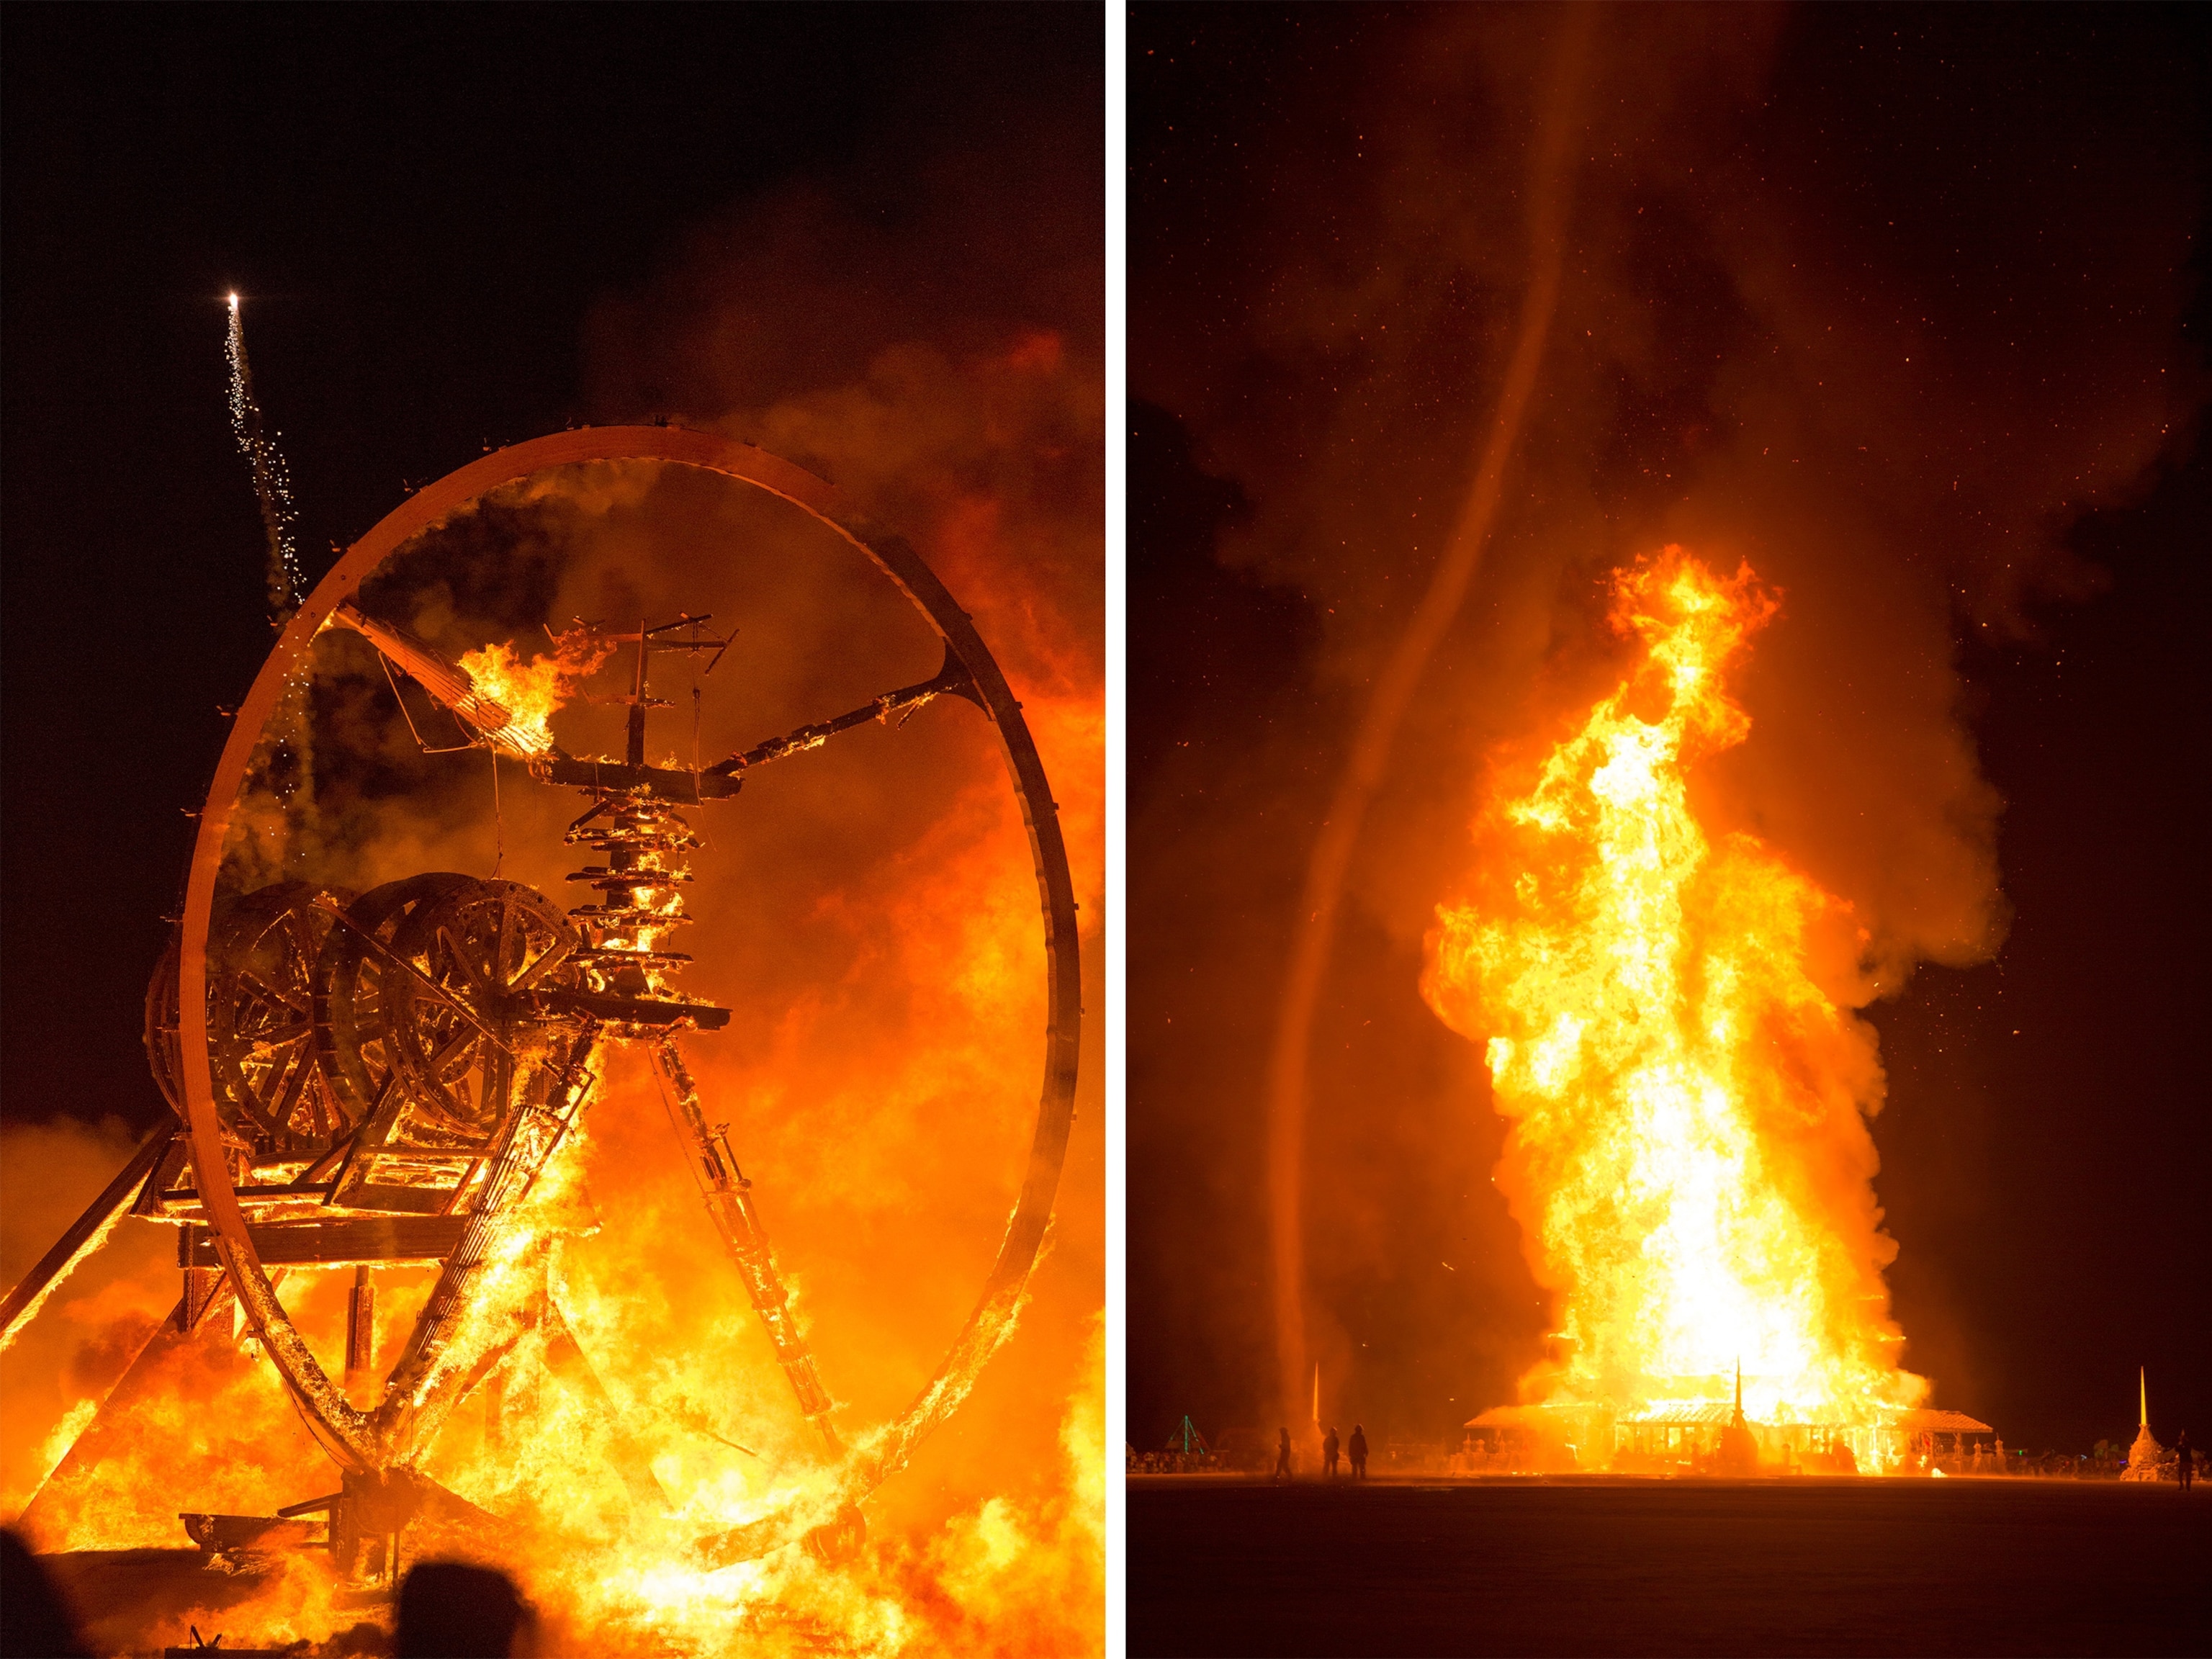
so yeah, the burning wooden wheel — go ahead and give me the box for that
[313,873,476,1133]
[381,879,577,1139]
[155,427,1080,1572]
[146,881,363,1156]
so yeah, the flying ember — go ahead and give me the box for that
[1424,549,1928,1467]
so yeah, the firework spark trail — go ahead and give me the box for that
[225,292,318,848]
[226,294,305,621]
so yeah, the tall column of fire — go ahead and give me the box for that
[1423,550,1925,1445]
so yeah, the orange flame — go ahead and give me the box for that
[455,626,615,755]
[1424,548,1925,1437]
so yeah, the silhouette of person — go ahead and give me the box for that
[1349,1423,1369,1480]
[1323,1425,1341,1478]
[395,1560,532,1658]
[1,1530,91,1659]
[2177,1429,2193,1493]
[1274,1426,1294,1483]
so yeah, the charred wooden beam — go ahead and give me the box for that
[651,1038,842,1456]
[543,1298,671,1515]
[132,1137,360,1220]
[710,644,982,778]
[0,1125,169,1345]
[180,1513,320,1555]
[325,1182,473,1217]
[374,1022,603,1460]
[178,1216,467,1269]
[536,755,743,802]
[180,1265,230,1333]
[130,1134,194,1216]
[519,986,730,1030]
[329,600,552,760]
[344,1266,376,1386]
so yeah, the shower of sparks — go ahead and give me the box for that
[226,293,306,621]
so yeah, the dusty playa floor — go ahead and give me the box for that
[1128,1475,2206,1656]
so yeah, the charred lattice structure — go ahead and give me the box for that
[2,427,1079,1591]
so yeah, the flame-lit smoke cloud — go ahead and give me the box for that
[4,101,1100,1655]
[1132,6,2200,1439]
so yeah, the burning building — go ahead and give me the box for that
[1424,551,1955,1473]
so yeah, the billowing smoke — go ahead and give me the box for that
[1132,6,2200,1443]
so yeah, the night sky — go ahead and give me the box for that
[2,5,1100,1150]
[1131,4,2208,1457]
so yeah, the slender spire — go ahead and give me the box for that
[1735,1357,1743,1416]
[2139,1366,2147,1429]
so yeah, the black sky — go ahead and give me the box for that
[1,5,1100,1146]
[1130,4,2209,1457]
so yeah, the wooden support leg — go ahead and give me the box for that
[14,1277,269,1542]
[0,1127,169,1349]
[652,1038,867,1565]
[651,1037,841,1456]
[344,1266,376,1390]
[180,1266,230,1334]
[541,1297,670,1515]
[374,1022,600,1462]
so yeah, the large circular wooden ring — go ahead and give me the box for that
[176,428,1082,1545]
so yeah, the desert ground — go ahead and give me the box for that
[1128,1475,2206,1657]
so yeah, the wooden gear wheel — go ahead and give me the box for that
[381,879,577,1140]
[313,872,477,1134]
[147,881,364,1156]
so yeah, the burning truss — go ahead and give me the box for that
[1,427,1080,1601]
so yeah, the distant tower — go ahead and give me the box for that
[1717,1357,1760,1477]
[2121,1367,2164,1482]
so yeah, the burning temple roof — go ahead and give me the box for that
[1617,1404,1742,1429]
[1888,1410,1995,1435]
[1467,1402,1995,1433]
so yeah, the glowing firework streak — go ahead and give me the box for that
[226,293,305,620]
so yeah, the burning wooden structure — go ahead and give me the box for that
[1,428,1080,1601]
[1462,1398,1997,1475]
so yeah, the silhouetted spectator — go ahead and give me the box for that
[1274,1427,1294,1482]
[1,1530,91,1658]
[1349,1424,1369,1480]
[2177,1430,2193,1493]
[395,1559,531,1658]
[1323,1425,1341,1478]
